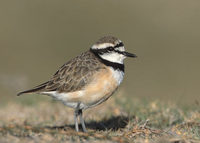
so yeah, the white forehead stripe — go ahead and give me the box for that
[91,43,114,49]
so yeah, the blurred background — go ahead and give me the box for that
[0,0,200,106]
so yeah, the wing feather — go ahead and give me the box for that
[17,51,103,96]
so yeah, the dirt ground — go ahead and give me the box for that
[0,93,199,143]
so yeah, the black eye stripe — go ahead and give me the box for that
[107,47,114,51]
[99,42,124,51]
[91,49,124,56]
[114,50,123,55]
[91,48,109,54]
[91,42,124,55]
[114,42,124,48]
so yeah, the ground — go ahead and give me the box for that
[0,92,199,143]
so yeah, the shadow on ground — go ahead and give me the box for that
[45,115,132,132]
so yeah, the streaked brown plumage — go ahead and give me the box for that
[17,36,137,132]
[17,51,105,95]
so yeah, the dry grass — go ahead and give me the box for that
[0,93,199,143]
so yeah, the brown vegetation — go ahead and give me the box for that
[0,95,199,143]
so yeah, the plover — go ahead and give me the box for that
[17,36,137,132]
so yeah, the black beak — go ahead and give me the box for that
[123,51,137,58]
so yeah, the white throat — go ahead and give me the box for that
[110,67,124,85]
[99,52,126,64]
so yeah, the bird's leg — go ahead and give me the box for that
[74,109,79,132]
[79,109,87,132]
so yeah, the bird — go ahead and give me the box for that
[17,36,137,132]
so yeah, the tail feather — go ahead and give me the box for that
[17,81,49,96]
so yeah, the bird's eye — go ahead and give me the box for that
[108,47,114,51]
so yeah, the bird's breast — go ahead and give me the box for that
[46,67,124,109]
[78,67,124,107]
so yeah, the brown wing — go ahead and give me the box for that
[45,51,103,93]
[17,51,103,96]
